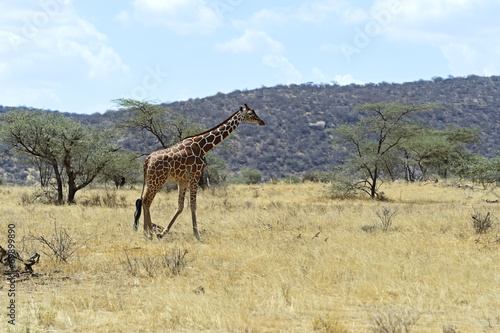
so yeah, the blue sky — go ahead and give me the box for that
[1,0,500,114]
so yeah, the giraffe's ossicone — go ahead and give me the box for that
[133,104,265,240]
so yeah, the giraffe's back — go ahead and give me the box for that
[146,146,206,185]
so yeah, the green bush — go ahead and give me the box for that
[240,168,262,185]
[302,171,335,183]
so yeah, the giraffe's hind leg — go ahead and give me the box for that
[157,182,188,239]
[142,186,160,239]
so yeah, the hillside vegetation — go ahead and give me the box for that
[1,75,499,181]
[2,182,499,332]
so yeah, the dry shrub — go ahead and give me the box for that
[362,207,398,232]
[123,248,190,278]
[80,191,127,208]
[376,207,399,232]
[19,188,59,205]
[370,308,420,333]
[313,313,349,332]
[31,222,92,263]
[471,210,494,234]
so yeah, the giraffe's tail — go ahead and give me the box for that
[133,156,149,231]
[133,198,142,231]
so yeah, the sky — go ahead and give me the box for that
[1,0,500,114]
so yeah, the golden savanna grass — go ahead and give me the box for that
[1,182,500,332]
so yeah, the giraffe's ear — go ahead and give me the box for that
[239,105,243,111]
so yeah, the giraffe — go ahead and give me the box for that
[133,104,265,240]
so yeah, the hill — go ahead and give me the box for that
[1,75,499,182]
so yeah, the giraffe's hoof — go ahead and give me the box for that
[157,233,164,239]
[152,224,165,233]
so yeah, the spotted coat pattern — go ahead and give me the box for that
[137,104,265,240]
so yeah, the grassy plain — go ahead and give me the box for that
[1,181,500,332]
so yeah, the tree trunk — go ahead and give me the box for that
[67,180,77,204]
[52,162,64,205]
[63,146,77,204]
[370,168,378,199]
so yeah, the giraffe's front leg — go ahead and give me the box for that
[189,180,202,241]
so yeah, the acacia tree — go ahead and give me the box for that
[61,124,122,203]
[0,109,125,204]
[114,98,204,149]
[1,109,68,202]
[402,126,479,180]
[453,154,500,187]
[332,103,435,198]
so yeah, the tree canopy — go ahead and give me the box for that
[0,109,130,203]
[113,98,205,149]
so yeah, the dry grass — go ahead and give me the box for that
[1,182,500,332]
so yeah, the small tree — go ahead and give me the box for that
[1,109,69,203]
[241,168,262,184]
[0,109,124,204]
[402,126,479,181]
[454,154,500,187]
[113,98,204,149]
[331,103,435,198]
[61,125,121,203]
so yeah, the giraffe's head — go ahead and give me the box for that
[240,104,265,126]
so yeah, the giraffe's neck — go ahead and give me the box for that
[193,111,245,155]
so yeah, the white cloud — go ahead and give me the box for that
[377,0,474,23]
[246,8,287,27]
[0,87,61,108]
[215,30,285,54]
[131,0,221,34]
[310,69,363,85]
[0,1,129,112]
[114,10,132,26]
[333,74,363,85]
[300,1,369,24]
[0,1,128,80]
[373,0,500,76]
[312,67,329,83]
[233,1,368,30]
[262,55,302,84]
[441,43,500,77]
